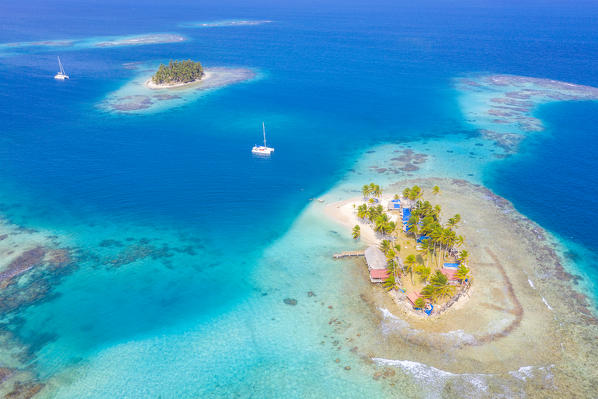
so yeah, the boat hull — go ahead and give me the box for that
[252,146,274,155]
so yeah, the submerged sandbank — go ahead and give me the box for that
[457,74,598,153]
[0,33,186,57]
[179,20,272,28]
[323,178,598,396]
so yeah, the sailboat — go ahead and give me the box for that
[54,56,69,80]
[252,122,274,155]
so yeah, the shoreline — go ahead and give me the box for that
[320,177,598,393]
[102,67,257,113]
[144,70,213,90]
[324,189,473,318]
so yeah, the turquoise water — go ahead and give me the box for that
[0,0,598,397]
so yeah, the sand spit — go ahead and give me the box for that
[324,178,598,397]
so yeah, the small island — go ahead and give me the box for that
[147,59,205,89]
[335,182,472,317]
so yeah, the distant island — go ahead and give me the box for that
[147,60,205,89]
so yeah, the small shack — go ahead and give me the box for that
[364,245,388,283]
[387,199,401,211]
[369,268,389,283]
[364,246,387,270]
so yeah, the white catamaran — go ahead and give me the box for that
[54,56,69,80]
[252,122,274,155]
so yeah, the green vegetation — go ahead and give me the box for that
[353,182,473,313]
[362,182,382,199]
[414,297,426,309]
[352,225,360,239]
[356,200,396,236]
[421,271,456,301]
[456,264,470,281]
[403,185,423,201]
[151,59,204,85]
[415,264,431,283]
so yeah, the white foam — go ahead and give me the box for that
[375,358,555,397]
[528,279,535,289]
[541,297,553,311]
[372,358,490,397]
[508,364,555,383]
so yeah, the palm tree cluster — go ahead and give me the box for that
[151,59,204,84]
[402,185,423,201]
[352,225,360,239]
[380,239,402,291]
[420,271,456,301]
[362,182,382,199]
[356,203,396,235]
[407,200,465,268]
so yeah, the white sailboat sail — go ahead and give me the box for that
[54,56,69,80]
[252,122,274,155]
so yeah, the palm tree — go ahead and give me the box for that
[458,249,469,263]
[418,239,433,267]
[352,225,360,239]
[421,271,456,302]
[387,258,401,287]
[407,215,419,236]
[408,185,423,201]
[393,243,401,253]
[369,182,377,198]
[357,204,368,219]
[383,273,398,291]
[372,184,382,198]
[402,187,411,199]
[414,297,426,309]
[432,185,440,195]
[456,264,470,282]
[362,184,370,199]
[415,264,431,283]
[387,221,397,236]
[455,235,464,248]
[433,205,442,219]
[430,227,443,267]
[393,194,400,200]
[385,248,396,262]
[405,254,416,284]
[379,239,391,254]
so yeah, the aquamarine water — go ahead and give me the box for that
[1,0,598,397]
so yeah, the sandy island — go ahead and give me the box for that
[323,178,598,396]
[145,70,214,90]
[101,67,256,113]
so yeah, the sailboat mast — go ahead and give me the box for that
[262,122,267,147]
[57,56,64,74]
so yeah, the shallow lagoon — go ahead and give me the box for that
[0,1,598,397]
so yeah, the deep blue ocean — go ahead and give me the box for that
[0,0,597,397]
